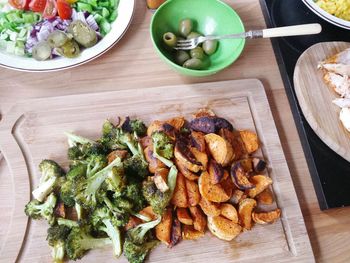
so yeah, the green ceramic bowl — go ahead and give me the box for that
[150,0,245,77]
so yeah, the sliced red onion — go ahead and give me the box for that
[86,15,99,31]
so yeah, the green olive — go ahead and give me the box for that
[175,50,190,65]
[183,58,204,70]
[47,31,70,48]
[203,40,218,55]
[163,32,177,48]
[179,19,193,37]
[187,32,202,40]
[56,40,80,58]
[32,41,52,61]
[67,20,97,48]
[190,47,204,59]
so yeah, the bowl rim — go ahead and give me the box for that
[150,0,246,75]
[302,0,350,29]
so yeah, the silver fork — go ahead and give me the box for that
[175,23,322,50]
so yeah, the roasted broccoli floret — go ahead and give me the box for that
[74,157,122,209]
[90,206,122,257]
[24,193,57,225]
[123,218,161,263]
[86,154,107,177]
[124,155,149,183]
[121,117,147,137]
[60,179,75,207]
[151,132,174,167]
[103,196,130,227]
[65,226,112,260]
[32,160,64,202]
[105,165,126,193]
[66,163,87,180]
[124,183,147,213]
[65,132,106,161]
[142,166,178,215]
[100,120,128,150]
[47,225,71,263]
[57,218,80,228]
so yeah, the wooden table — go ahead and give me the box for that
[0,0,349,262]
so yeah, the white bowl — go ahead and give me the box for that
[0,0,135,72]
[302,0,350,29]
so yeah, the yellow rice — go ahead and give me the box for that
[316,0,350,21]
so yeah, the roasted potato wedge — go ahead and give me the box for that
[190,131,206,152]
[171,173,189,208]
[208,159,225,185]
[166,117,185,130]
[204,133,234,167]
[252,209,281,224]
[144,146,166,174]
[182,225,205,240]
[139,206,157,221]
[198,197,221,217]
[154,167,169,193]
[219,129,247,161]
[207,215,242,241]
[230,189,247,205]
[230,163,255,190]
[247,175,273,198]
[198,171,230,203]
[140,136,152,149]
[238,198,257,230]
[185,179,201,206]
[176,208,193,225]
[125,216,143,231]
[193,108,216,118]
[107,150,129,163]
[147,120,164,136]
[190,147,208,170]
[189,206,206,233]
[175,141,202,173]
[256,188,274,205]
[169,216,182,248]
[175,159,199,181]
[239,130,259,154]
[220,203,239,223]
[220,172,234,199]
[155,208,173,245]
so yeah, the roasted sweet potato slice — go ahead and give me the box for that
[144,146,166,174]
[247,175,273,198]
[166,117,185,130]
[204,133,234,167]
[207,215,242,241]
[230,189,247,205]
[185,178,201,206]
[220,203,238,223]
[238,198,257,230]
[193,108,216,118]
[252,209,281,225]
[175,141,202,173]
[107,150,129,163]
[256,188,274,205]
[198,171,230,203]
[125,216,143,231]
[239,130,259,154]
[190,131,206,152]
[147,120,164,136]
[139,206,157,221]
[175,159,199,181]
[208,159,225,184]
[231,130,248,160]
[190,116,233,134]
[169,216,182,248]
[154,167,169,193]
[230,163,255,190]
[220,172,234,199]
[55,202,65,218]
[140,136,152,149]
[198,197,221,217]
[190,147,208,170]
[171,173,189,208]
[182,225,205,240]
[189,206,206,233]
[156,208,173,245]
[176,208,193,225]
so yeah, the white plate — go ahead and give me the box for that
[0,0,135,72]
[302,0,350,30]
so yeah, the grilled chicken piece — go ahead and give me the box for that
[340,108,350,132]
[323,72,350,98]
[333,98,350,108]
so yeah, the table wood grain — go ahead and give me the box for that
[0,0,349,262]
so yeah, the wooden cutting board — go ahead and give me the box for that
[0,79,314,263]
[294,41,350,162]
